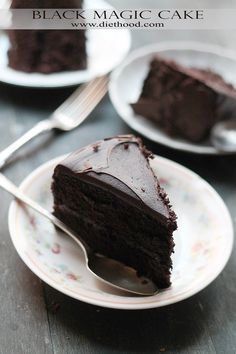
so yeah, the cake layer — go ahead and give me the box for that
[8,0,86,73]
[132,57,236,142]
[53,166,175,288]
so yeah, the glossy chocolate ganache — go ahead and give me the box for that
[52,135,177,288]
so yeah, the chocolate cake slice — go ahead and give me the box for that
[8,0,86,73]
[132,57,236,142]
[52,135,177,288]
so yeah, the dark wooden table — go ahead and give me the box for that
[1,5,236,353]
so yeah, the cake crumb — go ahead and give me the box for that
[124,143,129,150]
[93,144,100,152]
[159,348,166,352]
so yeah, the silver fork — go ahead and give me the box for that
[0,75,108,169]
[0,173,157,296]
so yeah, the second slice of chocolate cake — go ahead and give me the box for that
[52,135,177,288]
[8,0,86,73]
[132,57,236,142]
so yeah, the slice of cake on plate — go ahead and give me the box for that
[8,0,86,73]
[132,57,236,142]
[52,135,177,289]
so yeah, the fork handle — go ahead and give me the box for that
[0,119,55,169]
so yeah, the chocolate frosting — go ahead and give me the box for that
[59,135,175,223]
[154,56,236,99]
[131,57,236,143]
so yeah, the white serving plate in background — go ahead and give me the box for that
[0,0,131,87]
[109,41,236,154]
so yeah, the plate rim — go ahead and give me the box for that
[8,154,234,310]
[109,40,236,155]
[0,0,131,88]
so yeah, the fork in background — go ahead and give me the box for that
[0,75,108,168]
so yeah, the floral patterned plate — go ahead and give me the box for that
[8,155,234,310]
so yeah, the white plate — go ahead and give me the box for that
[0,0,131,88]
[109,41,236,155]
[8,154,234,309]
